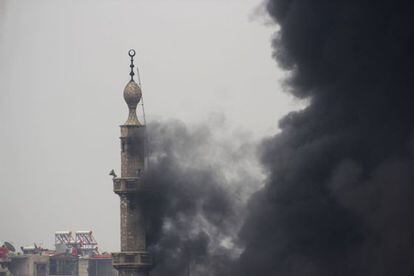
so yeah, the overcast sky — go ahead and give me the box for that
[0,0,302,251]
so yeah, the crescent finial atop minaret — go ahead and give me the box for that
[123,49,142,125]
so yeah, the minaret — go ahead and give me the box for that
[112,49,153,276]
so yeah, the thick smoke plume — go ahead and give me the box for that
[141,119,261,276]
[138,1,414,275]
[235,1,414,276]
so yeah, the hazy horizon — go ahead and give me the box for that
[0,0,302,252]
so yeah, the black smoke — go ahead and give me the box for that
[141,119,261,276]
[235,1,414,276]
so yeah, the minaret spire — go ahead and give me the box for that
[129,49,136,81]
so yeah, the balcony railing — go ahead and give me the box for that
[112,251,153,270]
[113,177,145,195]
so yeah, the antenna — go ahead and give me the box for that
[136,66,147,126]
[136,65,150,170]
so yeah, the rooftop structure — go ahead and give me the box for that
[55,231,98,257]
[1,231,116,276]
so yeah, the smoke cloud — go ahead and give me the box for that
[141,118,262,276]
[137,1,414,275]
[235,1,414,275]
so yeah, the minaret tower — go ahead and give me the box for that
[112,49,153,276]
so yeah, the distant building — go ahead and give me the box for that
[1,231,117,276]
[7,254,116,276]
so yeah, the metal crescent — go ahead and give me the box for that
[128,49,136,57]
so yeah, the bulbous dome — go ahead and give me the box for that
[123,80,142,109]
[123,80,142,125]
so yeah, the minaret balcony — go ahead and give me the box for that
[113,177,145,195]
[112,251,153,270]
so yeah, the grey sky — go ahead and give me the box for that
[0,0,301,251]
